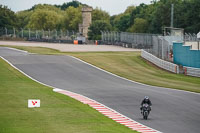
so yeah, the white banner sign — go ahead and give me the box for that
[28,99,40,108]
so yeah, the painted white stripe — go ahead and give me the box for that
[6,47,28,53]
[1,46,199,96]
[69,56,200,96]
[0,55,162,133]
[0,48,163,133]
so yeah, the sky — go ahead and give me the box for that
[0,0,152,15]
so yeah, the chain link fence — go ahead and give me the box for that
[101,31,173,61]
[102,31,199,77]
[0,27,78,43]
[101,31,197,62]
[101,31,159,49]
[184,33,198,42]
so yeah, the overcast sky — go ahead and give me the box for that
[0,0,152,15]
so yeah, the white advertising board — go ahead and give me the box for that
[28,99,40,108]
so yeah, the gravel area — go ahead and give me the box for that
[0,41,140,52]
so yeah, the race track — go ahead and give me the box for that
[0,47,200,133]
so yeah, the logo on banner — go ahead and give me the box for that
[28,99,40,108]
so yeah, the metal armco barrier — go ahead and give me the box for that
[183,67,200,77]
[141,50,179,73]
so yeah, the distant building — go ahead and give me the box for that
[79,6,93,38]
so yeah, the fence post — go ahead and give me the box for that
[107,31,109,42]
[162,36,164,59]
[35,30,37,39]
[21,28,23,38]
[5,27,7,36]
[60,30,63,38]
[111,31,114,44]
[184,67,187,75]
[13,28,15,37]
[29,29,30,39]
[100,31,103,42]
[48,29,50,39]
[175,66,177,73]
[67,30,69,37]
[42,30,44,38]
[55,30,57,38]
[105,31,107,42]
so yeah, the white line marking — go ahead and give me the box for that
[0,55,162,133]
[2,46,199,132]
[6,47,28,53]
[69,56,200,95]
[1,47,199,95]
[3,47,189,133]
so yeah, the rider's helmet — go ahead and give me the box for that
[144,96,149,101]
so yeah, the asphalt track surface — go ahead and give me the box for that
[0,47,200,133]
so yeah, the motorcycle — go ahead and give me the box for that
[141,103,151,120]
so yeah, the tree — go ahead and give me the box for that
[16,10,33,28]
[129,18,148,33]
[63,6,82,31]
[92,8,110,22]
[175,0,200,33]
[88,20,112,40]
[27,9,62,30]
[124,5,136,14]
[55,0,81,10]
[148,0,182,33]
[115,14,131,32]
[0,5,17,28]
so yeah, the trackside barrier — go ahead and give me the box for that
[141,50,179,73]
[73,40,78,45]
[183,66,200,77]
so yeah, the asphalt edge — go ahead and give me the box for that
[53,88,161,133]
[0,54,161,133]
[69,56,200,96]
[1,46,200,95]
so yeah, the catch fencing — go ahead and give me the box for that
[147,36,183,61]
[183,66,200,77]
[101,31,158,49]
[184,33,198,42]
[102,31,200,77]
[102,31,197,62]
[141,50,179,73]
[101,31,173,61]
[0,27,78,43]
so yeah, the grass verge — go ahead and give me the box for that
[0,57,136,133]
[1,45,200,93]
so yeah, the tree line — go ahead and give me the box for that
[0,0,199,40]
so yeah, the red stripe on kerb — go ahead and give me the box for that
[54,89,160,133]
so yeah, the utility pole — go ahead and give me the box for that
[170,4,174,28]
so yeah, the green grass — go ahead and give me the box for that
[1,45,200,94]
[68,52,200,93]
[0,58,136,133]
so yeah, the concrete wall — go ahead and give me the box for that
[173,42,200,68]
[185,42,200,50]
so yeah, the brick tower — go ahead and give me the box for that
[79,6,93,38]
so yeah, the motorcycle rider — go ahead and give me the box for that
[140,96,152,114]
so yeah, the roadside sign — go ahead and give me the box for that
[28,99,40,108]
